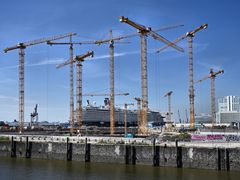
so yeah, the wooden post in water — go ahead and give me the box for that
[67,137,72,161]
[153,138,160,166]
[131,146,136,165]
[85,138,90,162]
[176,140,182,168]
[25,136,32,158]
[11,136,16,158]
[125,145,131,164]
[225,148,230,171]
[217,148,221,171]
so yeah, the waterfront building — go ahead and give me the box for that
[216,95,240,123]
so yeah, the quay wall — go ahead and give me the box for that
[0,136,240,172]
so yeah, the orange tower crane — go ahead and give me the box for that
[4,32,76,133]
[119,16,184,134]
[195,69,224,126]
[156,24,208,129]
[47,35,76,136]
[56,51,94,135]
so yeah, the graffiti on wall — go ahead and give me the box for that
[191,134,240,142]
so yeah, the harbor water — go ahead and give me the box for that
[0,157,239,180]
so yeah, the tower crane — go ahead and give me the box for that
[30,104,38,127]
[47,34,75,137]
[124,103,134,136]
[48,24,182,135]
[163,91,173,123]
[119,16,184,134]
[4,32,76,133]
[195,69,224,126]
[56,51,94,135]
[156,24,208,129]
[133,97,142,134]
[177,109,182,124]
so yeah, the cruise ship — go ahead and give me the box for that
[81,98,164,127]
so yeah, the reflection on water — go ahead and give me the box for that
[0,157,238,180]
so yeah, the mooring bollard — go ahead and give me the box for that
[11,136,16,158]
[67,137,72,161]
[176,140,182,168]
[85,138,91,162]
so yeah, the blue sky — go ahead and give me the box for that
[0,0,239,122]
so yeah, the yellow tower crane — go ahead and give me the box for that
[195,69,224,126]
[56,51,94,135]
[156,24,208,129]
[119,16,184,134]
[4,32,76,133]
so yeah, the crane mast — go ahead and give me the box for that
[188,35,195,129]
[4,32,76,133]
[69,35,74,135]
[109,30,115,135]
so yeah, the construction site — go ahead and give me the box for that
[1,1,240,179]
[1,13,240,172]
[0,15,238,137]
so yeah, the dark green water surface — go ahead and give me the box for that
[0,157,239,180]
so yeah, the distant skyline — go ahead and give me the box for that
[0,0,239,122]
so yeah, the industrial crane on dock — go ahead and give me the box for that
[156,24,208,129]
[195,69,224,126]
[4,32,76,133]
[57,51,94,135]
[30,104,38,127]
[119,16,184,134]
[163,91,173,124]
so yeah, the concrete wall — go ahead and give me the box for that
[0,139,240,172]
